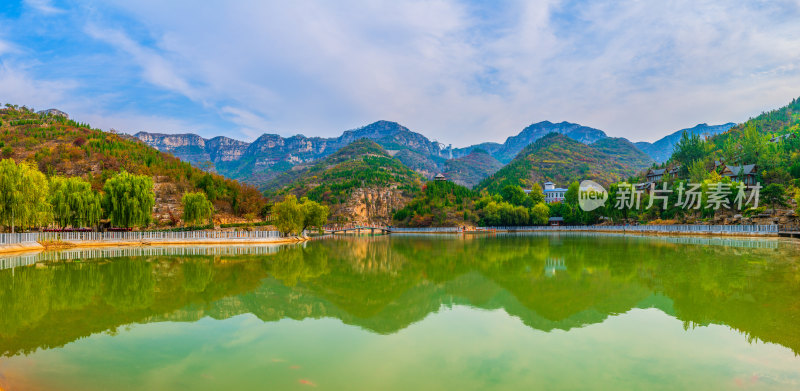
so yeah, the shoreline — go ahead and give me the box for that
[465,229,780,238]
[0,236,308,255]
[1,226,786,256]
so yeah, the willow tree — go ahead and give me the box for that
[274,195,304,236]
[102,171,155,228]
[50,176,102,228]
[300,197,329,233]
[182,191,214,226]
[0,159,51,232]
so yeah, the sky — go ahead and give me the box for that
[0,0,799,146]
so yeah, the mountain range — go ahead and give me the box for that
[135,120,732,189]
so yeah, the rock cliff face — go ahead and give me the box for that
[134,132,211,164]
[332,187,409,226]
[206,136,248,162]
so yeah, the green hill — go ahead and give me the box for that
[443,150,504,188]
[665,96,800,185]
[0,105,265,223]
[392,180,480,227]
[477,133,649,192]
[267,139,423,224]
[590,137,654,171]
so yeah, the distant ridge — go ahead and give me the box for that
[136,120,730,189]
[635,123,735,163]
[453,121,608,163]
[476,133,653,192]
[137,121,449,187]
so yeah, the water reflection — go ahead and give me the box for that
[1,234,799,358]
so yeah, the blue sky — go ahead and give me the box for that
[1,0,799,145]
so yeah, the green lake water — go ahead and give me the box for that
[1,233,800,390]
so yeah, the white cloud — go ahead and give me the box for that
[0,39,16,56]
[0,62,76,109]
[13,0,800,144]
[84,25,201,102]
[24,0,64,14]
[77,111,204,136]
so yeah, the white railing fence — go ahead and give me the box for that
[389,227,462,233]
[478,224,778,233]
[0,244,285,270]
[0,233,40,245]
[0,225,781,247]
[0,230,283,245]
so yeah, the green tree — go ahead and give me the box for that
[530,202,550,225]
[674,131,705,170]
[182,191,214,226]
[761,183,787,214]
[688,160,708,183]
[565,181,580,206]
[740,124,766,164]
[274,195,304,236]
[299,197,329,233]
[0,159,51,232]
[795,189,800,216]
[50,176,102,228]
[528,183,545,204]
[102,171,155,228]
[501,185,527,206]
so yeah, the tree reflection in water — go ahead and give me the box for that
[1,234,799,357]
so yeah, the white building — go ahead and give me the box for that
[543,182,568,204]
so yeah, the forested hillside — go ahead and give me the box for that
[267,139,423,225]
[591,137,654,171]
[665,97,800,186]
[0,105,266,224]
[452,120,608,163]
[443,150,504,188]
[477,133,650,192]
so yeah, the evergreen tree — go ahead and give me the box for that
[762,183,787,214]
[674,131,705,172]
[688,160,708,183]
[102,171,155,228]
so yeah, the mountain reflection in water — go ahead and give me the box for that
[1,234,799,358]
